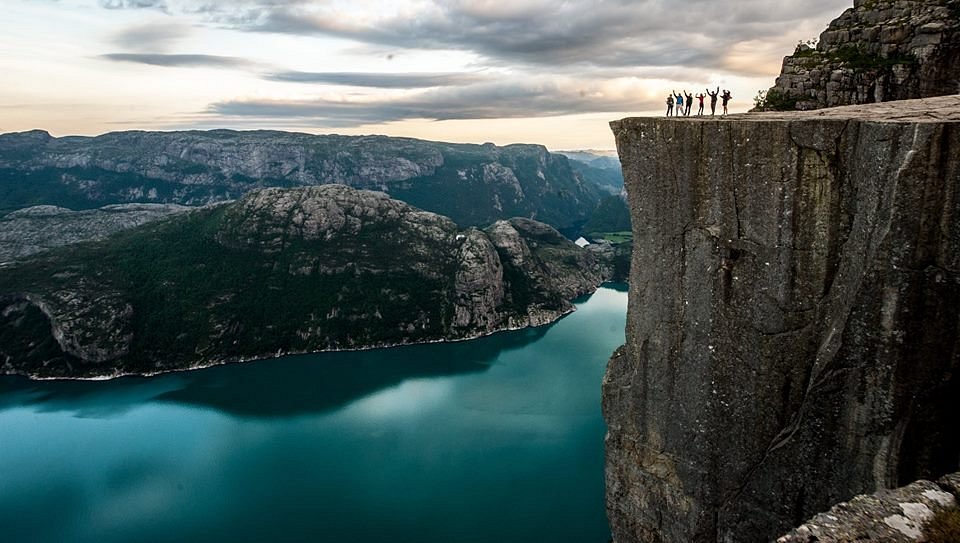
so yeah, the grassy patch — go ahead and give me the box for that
[587,231,633,244]
[923,506,960,543]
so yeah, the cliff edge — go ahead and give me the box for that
[604,95,960,542]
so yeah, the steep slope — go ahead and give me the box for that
[605,96,960,542]
[0,129,599,232]
[759,0,960,110]
[0,185,602,379]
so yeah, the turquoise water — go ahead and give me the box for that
[0,285,627,543]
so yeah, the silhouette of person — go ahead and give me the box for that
[695,93,706,115]
[707,87,719,116]
[673,91,683,116]
[666,94,674,116]
[721,90,732,115]
[683,91,693,116]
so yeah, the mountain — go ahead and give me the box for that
[0,185,604,379]
[0,129,601,234]
[757,0,960,111]
[557,150,624,195]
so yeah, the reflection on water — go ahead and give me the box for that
[0,285,627,543]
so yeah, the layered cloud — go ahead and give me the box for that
[209,77,663,124]
[6,0,852,144]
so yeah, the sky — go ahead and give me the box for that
[1,0,852,150]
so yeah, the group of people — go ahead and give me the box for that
[666,88,732,117]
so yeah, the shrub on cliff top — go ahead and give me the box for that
[923,506,960,543]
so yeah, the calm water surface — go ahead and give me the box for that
[0,285,627,543]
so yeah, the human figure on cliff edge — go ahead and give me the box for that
[683,91,693,116]
[665,94,674,116]
[673,90,683,116]
[707,87,719,115]
[721,89,732,115]
[695,92,706,115]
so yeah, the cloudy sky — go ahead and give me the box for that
[1,0,851,149]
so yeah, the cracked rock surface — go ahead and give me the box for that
[604,96,960,542]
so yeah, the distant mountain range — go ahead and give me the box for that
[0,130,611,235]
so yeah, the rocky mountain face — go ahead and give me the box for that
[0,203,191,263]
[759,0,960,110]
[0,129,600,233]
[604,95,960,542]
[0,185,603,379]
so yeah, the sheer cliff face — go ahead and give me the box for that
[604,96,960,542]
[763,0,960,110]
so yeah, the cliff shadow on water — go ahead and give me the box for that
[0,324,551,419]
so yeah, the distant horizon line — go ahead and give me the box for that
[0,127,618,153]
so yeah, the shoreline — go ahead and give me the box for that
[2,288,610,382]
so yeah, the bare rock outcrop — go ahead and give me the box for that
[0,203,190,263]
[604,95,960,542]
[759,0,960,111]
[778,473,960,542]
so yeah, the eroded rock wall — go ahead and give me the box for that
[604,96,960,542]
[762,0,960,110]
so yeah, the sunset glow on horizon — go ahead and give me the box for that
[2,0,853,149]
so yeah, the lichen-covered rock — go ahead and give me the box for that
[759,0,960,111]
[0,185,601,379]
[605,95,960,542]
[777,474,960,542]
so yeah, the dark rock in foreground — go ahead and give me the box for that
[604,95,960,542]
[0,185,603,379]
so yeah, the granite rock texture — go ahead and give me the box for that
[604,95,960,542]
[761,0,960,110]
[777,473,960,542]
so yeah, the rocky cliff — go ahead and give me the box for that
[604,95,960,542]
[0,185,603,379]
[0,129,599,233]
[759,0,960,110]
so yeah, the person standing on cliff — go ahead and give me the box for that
[683,91,693,116]
[721,89,732,115]
[695,92,706,115]
[707,87,719,115]
[672,91,683,117]
[666,94,674,116]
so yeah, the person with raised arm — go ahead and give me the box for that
[673,90,683,117]
[683,90,693,116]
[707,87,719,116]
[721,89,733,115]
[695,92,706,115]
